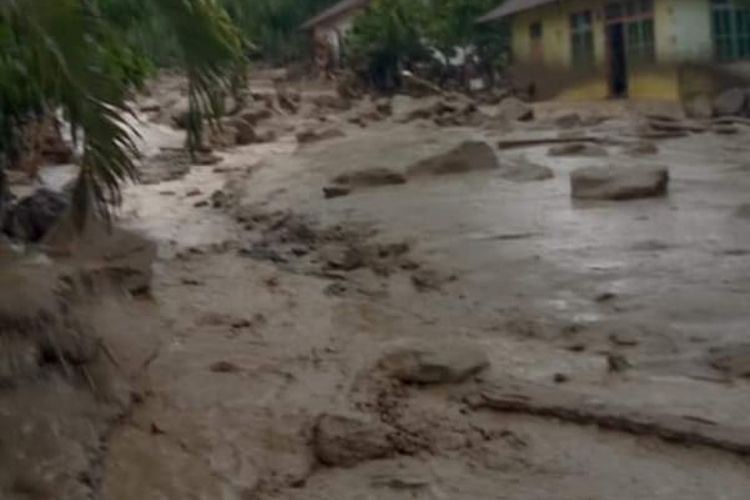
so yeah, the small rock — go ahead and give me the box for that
[323,186,352,199]
[241,107,272,126]
[378,338,490,384]
[552,112,583,129]
[209,360,241,373]
[494,97,534,122]
[194,200,209,208]
[323,246,364,271]
[333,167,407,188]
[296,126,345,144]
[623,141,659,156]
[234,120,257,145]
[595,292,616,302]
[411,268,450,291]
[570,165,669,200]
[713,88,747,117]
[186,189,202,197]
[313,413,393,467]
[138,99,161,113]
[735,203,750,220]
[553,373,569,384]
[324,282,348,296]
[499,158,554,182]
[407,141,499,176]
[181,278,203,286]
[706,344,750,378]
[548,142,608,157]
[713,124,739,135]
[607,353,631,372]
[211,190,227,208]
[609,332,639,347]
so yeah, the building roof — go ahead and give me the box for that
[477,0,559,23]
[301,0,370,30]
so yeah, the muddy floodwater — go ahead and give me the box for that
[3,85,750,500]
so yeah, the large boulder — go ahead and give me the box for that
[313,413,393,467]
[377,338,490,384]
[713,88,747,117]
[494,97,534,122]
[2,189,68,242]
[570,165,669,200]
[407,141,499,176]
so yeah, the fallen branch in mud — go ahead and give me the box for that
[468,378,750,457]
[496,136,612,150]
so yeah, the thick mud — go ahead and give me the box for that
[4,79,750,499]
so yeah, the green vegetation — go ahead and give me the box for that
[0,0,243,225]
[346,0,508,91]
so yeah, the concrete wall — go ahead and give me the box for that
[508,0,715,101]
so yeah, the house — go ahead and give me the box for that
[302,0,370,70]
[478,0,750,101]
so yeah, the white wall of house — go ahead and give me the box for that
[666,0,713,61]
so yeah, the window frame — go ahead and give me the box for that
[712,0,750,61]
[570,10,595,67]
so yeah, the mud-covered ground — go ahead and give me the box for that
[5,76,750,499]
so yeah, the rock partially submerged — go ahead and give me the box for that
[407,141,498,176]
[707,344,750,378]
[332,167,406,188]
[313,413,393,467]
[494,97,534,122]
[548,142,608,157]
[499,158,554,182]
[570,165,669,200]
[713,88,747,117]
[2,189,68,242]
[378,338,490,384]
[296,126,345,145]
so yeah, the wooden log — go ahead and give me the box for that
[470,378,750,456]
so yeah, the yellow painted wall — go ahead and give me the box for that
[509,0,700,101]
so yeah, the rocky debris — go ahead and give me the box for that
[138,98,161,113]
[647,117,707,134]
[241,106,273,126]
[311,93,351,111]
[296,126,345,145]
[713,124,739,135]
[623,141,659,156]
[377,338,490,384]
[211,190,227,208]
[407,141,498,177]
[735,203,750,219]
[332,167,407,188]
[322,246,365,271]
[713,88,747,117]
[498,158,554,182]
[493,96,534,122]
[552,112,583,129]
[313,413,394,467]
[209,360,241,373]
[2,189,68,242]
[45,216,157,294]
[706,344,750,378]
[548,142,608,157]
[139,149,219,184]
[684,94,713,119]
[233,119,257,145]
[375,98,393,116]
[570,165,669,200]
[323,185,352,199]
[410,268,454,291]
[392,95,441,123]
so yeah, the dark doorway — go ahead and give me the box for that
[607,22,628,98]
